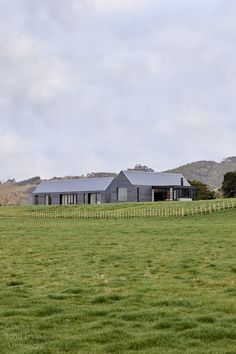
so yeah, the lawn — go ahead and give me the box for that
[0,209,236,353]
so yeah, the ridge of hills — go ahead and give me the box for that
[165,156,236,189]
[0,157,236,204]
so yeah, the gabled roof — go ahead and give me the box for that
[33,177,114,194]
[122,170,191,187]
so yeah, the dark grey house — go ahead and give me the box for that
[33,177,114,205]
[33,170,196,205]
[109,170,196,203]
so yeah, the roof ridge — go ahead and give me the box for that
[41,176,114,183]
[123,170,183,176]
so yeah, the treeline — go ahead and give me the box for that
[190,171,236,200]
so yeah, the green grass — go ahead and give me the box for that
[0,198,235,220]
[0,208,236,353]
[1,198,235,213]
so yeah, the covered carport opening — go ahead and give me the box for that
[152,187,170,201]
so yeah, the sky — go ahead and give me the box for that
[0,0,235,181]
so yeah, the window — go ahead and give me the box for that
[117,187,127,202]
[60,194,77,205]
[96,193,101,204]
[84,193,101,204]
[45,195,52,205]
[90,193,97,204]
[137,187,140,202]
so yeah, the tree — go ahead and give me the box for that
[189,180,215,200]
[222,172,236,198]
[128,164,154,172]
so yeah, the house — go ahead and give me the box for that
[33,177,114,205]
[33,170,196,205]
[109,170,196,203]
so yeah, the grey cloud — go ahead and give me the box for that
[0,0,235,180]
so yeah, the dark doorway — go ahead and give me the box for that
[154,190,165,201]
[35,195,39,205]
[153,188,169,201]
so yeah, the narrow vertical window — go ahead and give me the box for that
[137,187,140,202]
[45,195,52,205]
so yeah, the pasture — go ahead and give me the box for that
[0,204,236,353]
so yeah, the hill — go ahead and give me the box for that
[0,177,42,205]
[165,156,236,189]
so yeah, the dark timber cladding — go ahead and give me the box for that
[109,171,196,203]
[33,170,196,205]
[33,177,114,205]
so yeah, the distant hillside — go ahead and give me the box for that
[0,177,41,205]
[165,157,236,189]
[0,172,116,205]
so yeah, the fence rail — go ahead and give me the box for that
[0,200,236,220]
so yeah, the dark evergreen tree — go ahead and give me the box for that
[189,180,215,200]
[222,172,236,198]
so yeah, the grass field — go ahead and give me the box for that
[0,207,236,353]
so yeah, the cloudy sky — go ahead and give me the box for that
[0,0,235,180]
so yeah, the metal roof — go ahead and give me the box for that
[33,177,114,194]
[122,170,191,187]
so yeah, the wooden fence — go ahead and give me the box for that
[0,200,235,220]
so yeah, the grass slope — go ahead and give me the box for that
[1,198,235,215]
[0,210,236,353]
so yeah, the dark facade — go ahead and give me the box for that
[109,171,196,203]
[33,177,113,206]
[33,171,196,205]
[109,172,152,203]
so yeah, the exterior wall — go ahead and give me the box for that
[104,189,112,203]
[138,186,152,202]
[38,195,45,205]
[52,194,60,205]
[108,171,151,203]
[34,191,108,205]
[77,193,84,204]
[109,172,135,203]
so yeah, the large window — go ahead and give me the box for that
[84,193,101,204]
[45,195,52,205]
[117,187,127,202]
[60,194,77,205]
[173,189,191,200]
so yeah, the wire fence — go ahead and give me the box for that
[0,200,235,220]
